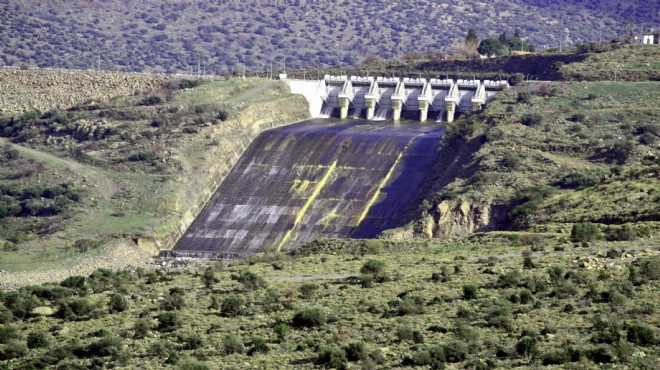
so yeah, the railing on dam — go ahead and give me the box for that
[287,76,508,122]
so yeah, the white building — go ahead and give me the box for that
[642,34,655,45]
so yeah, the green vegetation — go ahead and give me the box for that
[0,243,656,368]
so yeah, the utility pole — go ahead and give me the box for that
[559,31,562,52]
[599,28,602,48]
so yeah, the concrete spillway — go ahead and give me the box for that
[169,119,443,259]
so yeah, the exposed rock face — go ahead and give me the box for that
[418,199,506,238]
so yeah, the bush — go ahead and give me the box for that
[509,73,524,86]
[220,296,245,317]
[231,270,267,291]
[273,323,291,342]
[627,324,655,346]
[605,225,636,241]
[176,358,210,370]
[442,341,468,363]
[133,319,150,338]
[501,154,521,169]
[396,324,424,343]
[299,283,319,299]
[249,337,269,355]
[87,335,123,357]
[223,333,245,355]
[182,334,204,350]
[360,260,387,282]
[157,312,181,332]
[317,343,348,370]
[2,339,28,359]
[393,294,426,316]
[515,336,538,357]
[462,285,478,300]
[201,267,218,288]
[558,171,604,189]
[0,325,19,344]
[27,331,51,349]
[344,341,368,361]
[521,113,543,126]
[571,222,601,242]
[138,96,163,106]
[517,92,532,104]
[160,288,185,310]
[292,306,326,327]
[108,293,128,313]
[56,298,94,321]
[569,113,586,122]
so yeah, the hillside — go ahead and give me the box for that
[0,0,657,73]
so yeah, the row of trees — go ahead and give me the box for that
[463,29,536,58]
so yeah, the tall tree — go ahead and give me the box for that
[465,29,479,45]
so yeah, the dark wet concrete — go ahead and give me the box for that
[171,119,444,258]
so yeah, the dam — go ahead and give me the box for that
[288,76,508,122]
[167,119,444,259]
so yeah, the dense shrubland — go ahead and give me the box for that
[0,241,657,368]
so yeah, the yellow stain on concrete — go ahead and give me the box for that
[356,136,421,226]
[289,179,312,195]
[277,160,338,252]
[321,210,339,230]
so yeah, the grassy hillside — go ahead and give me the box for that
[0,0,656,73]
[0,74,307,273]
[407,78,659,241]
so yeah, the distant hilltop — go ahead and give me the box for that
[0,0,657,74]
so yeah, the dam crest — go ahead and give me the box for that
[288,76,508,122]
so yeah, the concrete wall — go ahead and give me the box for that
[155,90,311,252]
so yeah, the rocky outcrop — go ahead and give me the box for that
[417,199,506,238]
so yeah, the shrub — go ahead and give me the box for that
[133,319,150,338]
[216,110,229,121]
[396,324,423,343]
[571,222,601,242]
[292,306,326,327]
[462,285,478,300]
[176,358,210,370]
[108,293,128,313]
[501,154,521,169]
[627,324,655,346]
[639,133,656,145]
[27,331,51,349]
[317,343,348,370]
[360,260,387,282]
[2,339,28,359]
[157,312,181,332]
[161,288,185,310]
[394,294,426,316]
[249,337,269,355]
[507,201,538,230]
[605,225,636,241]
[344,341,368,361]
[497,270,522,288]
[87,335,123,357]
[273,323,291,342]
[0,325,19,344]
[299,283,319,299]
[521,113,543,126]
[509,73,524,86]
[515,336,538,357]
[569,113,586,122]
[523,256,536,269]
[519,289,534,304]
[201,267,218,288]
[223,333,245,355]
[138,96,163,106]
[60,276,86,289]
[231,270,267,291]
[517,92,532,104]
[182,334,204,350]
[56,298,94,321]
[442,341,468,363]
[558,171,604,189]
[220,296,245,317]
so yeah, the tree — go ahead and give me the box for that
[108,293,128,313]
[465,29,479,46]
[477,39,506,57]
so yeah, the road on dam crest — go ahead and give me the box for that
[171,119,444,259]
